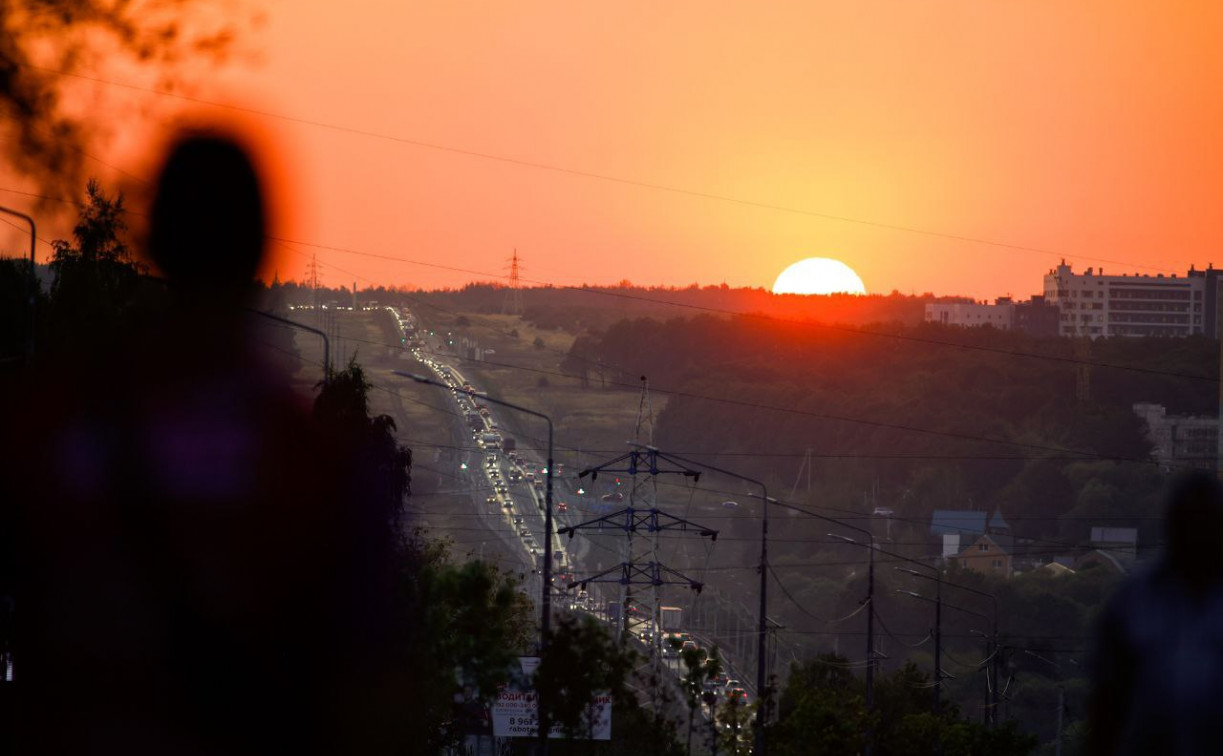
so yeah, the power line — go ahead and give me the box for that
[283,238,1219,384]
[271,321,1161,466]
[21,62,1183,275]
[2,178,1217,387]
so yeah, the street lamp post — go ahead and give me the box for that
[397,372,555,641]
[249,309,331,385]
[395,371,555,747]
[0,205,37,357]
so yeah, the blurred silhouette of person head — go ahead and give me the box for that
[149,134,266,304]
[1086,470,1223,756]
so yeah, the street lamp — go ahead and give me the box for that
[248,308,331,385]
[396,371,555,643]
[0,205,37,357]
[396,370,555,747]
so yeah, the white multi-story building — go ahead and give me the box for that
[1043,262,1218,338]
[1133,402,1218,471]
[925,300,1014,330]
[924,296,1060,336]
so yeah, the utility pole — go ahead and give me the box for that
[933,578,942,719]
[1055,683,1065,756]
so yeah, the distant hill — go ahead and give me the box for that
[400,283,973,335]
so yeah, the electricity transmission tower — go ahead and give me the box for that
[503,248,524,316]
[1075,337,1092,403]
[561,409,717,640]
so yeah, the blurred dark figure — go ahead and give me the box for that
[1087,470,1223,756]
[1,134,399,753]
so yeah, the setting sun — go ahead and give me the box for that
[772,257,867,295]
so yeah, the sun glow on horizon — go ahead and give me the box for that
[772,257,867,295]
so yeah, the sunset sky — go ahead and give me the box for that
[3,1,1222,299]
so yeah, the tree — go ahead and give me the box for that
[531,614,683,756]
[768,655,1037,756]
[2,1,242,197]
[677,640,722,756]
[535,613,637,740]
[45,179,147,351]
[391,532,535,753]
[314,356,412,524]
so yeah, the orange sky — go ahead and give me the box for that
[3,1,1223,299]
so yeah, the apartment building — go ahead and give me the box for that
[1043,262,1223,339]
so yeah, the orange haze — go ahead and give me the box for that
[4,1,1223,300]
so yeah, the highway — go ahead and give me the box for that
[392,306,757,727]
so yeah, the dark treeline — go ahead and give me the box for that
[276,281,974,335]
[549,312,1217,753]
[562,314,1215,546]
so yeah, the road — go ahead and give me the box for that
[386,306,756,722]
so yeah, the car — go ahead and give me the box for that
[486,495,498,505]
[680,640,698,654]
[503,501,514,510]
[723,679,741,693]
[556,501,568,512]
[726,687,748,704]
[521,530,532,540]
[721,500,740,509]
[601,491,624,503]
[872,506,895,517]
[512,516,523,525]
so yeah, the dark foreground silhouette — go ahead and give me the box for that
[1087,470,1223,756]
[2,134,398,754]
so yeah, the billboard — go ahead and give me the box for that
[490,657,612,740]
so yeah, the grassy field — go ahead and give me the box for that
[415,309,654,469]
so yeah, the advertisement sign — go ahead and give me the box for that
[490,657,612,740]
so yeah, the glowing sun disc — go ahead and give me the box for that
[772,257,866,295]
